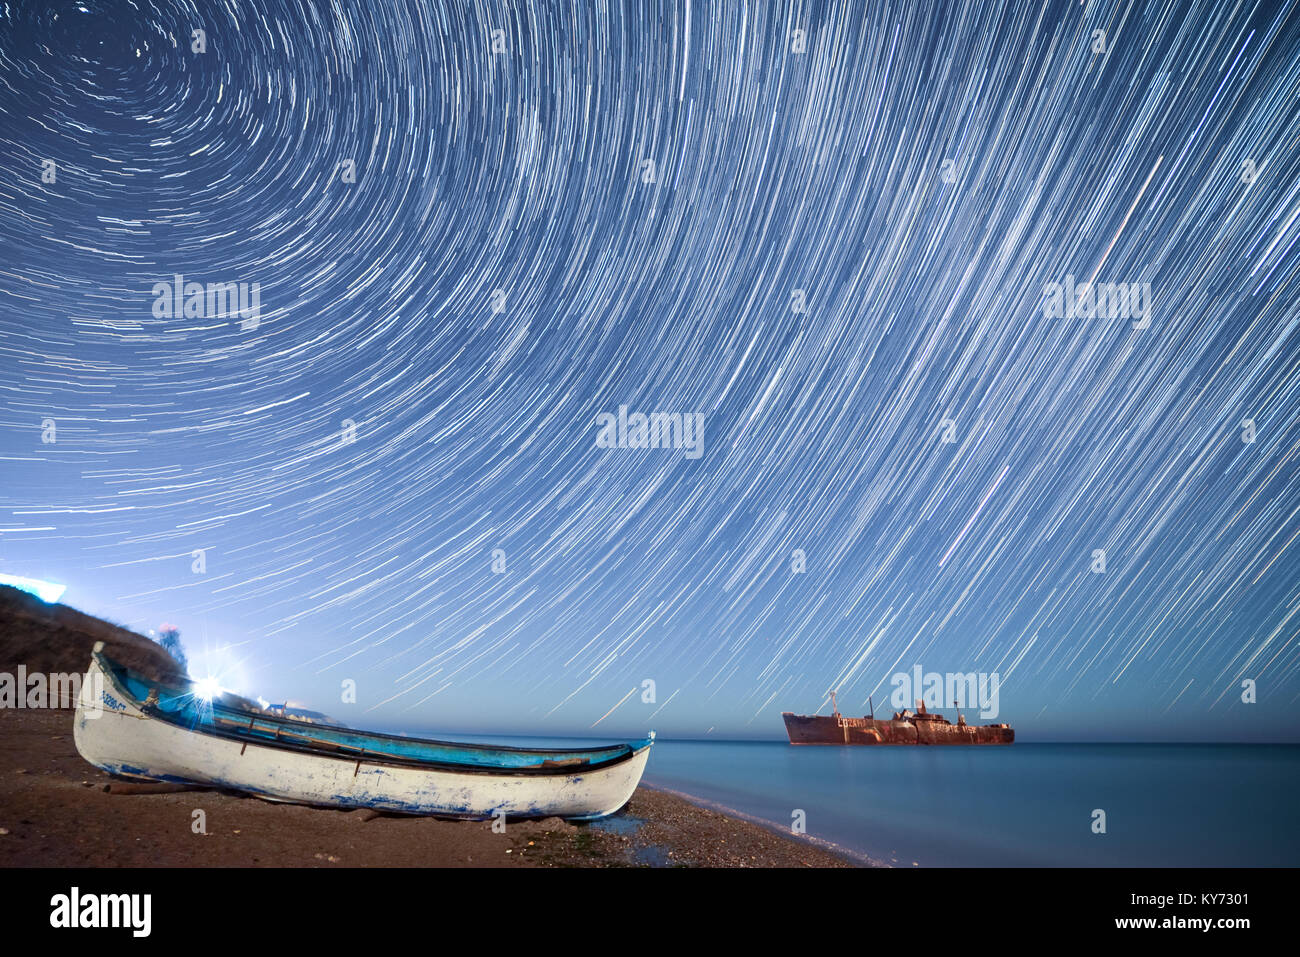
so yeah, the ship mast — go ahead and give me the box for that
[829,689,839,718]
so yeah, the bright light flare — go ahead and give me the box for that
[193,676,223,700]
[0,574,66,604]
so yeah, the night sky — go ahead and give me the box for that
[1,0,1297,742]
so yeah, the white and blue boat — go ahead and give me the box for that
[74,643,653,820]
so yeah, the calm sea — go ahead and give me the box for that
[388,730,1300,866]
[643,740,1300,866]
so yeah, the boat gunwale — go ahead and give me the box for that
[205,697,636,757]
[91,651,652,779]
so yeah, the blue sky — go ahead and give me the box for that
[1,0,1298,742]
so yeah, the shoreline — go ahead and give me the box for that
[641,781,883,866]
[0,708,864,868]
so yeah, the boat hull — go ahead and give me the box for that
[75,654,651,820]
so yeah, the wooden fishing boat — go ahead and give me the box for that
[74,643,653,820]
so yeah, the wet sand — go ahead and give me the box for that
[0,709,865,867]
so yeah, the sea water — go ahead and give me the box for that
[387,730,1300,866]
[642,740,1300,866]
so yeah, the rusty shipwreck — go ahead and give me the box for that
[782,692,1013,745]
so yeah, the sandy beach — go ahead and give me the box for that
[0,585,864,868]
[0,708,861,868]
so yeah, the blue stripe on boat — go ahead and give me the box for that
[106,659,648,771]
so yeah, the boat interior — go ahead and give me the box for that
[95,653,649,775]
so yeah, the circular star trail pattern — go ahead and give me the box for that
[1,0,1298,738]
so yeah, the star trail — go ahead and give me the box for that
[1,0,1298,740]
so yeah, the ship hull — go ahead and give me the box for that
[782,712,1013,745]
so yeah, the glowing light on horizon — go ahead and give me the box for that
[0,574,67,604]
